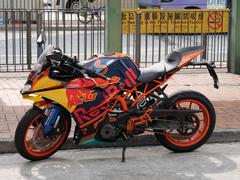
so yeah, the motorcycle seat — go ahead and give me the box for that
[137,46,204,83]
[137,63,166,83]
[174,46,204,57]
[164,46,204,72]
[163,46,204,73]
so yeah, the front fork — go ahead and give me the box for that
[23,94,67,136]
[42,106,63,135]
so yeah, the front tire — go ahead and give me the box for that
[154,91,216,152]
[15,107,71,161]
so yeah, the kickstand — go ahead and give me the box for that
[122,133,128,163]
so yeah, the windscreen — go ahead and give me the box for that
[27,45,54,81]
[33,45,55,71]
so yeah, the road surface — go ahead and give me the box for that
[0,142,240,180]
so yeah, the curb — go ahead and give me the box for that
[1,129,240,154]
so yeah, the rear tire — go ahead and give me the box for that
[15,107,71,161]
[154,90,215,152]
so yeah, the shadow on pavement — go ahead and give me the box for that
[19,148,237,180]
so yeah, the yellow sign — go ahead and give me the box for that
[122,9,229,34]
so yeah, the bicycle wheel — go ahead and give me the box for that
[78,7,93,24]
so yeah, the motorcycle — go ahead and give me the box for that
[15,33,219,162]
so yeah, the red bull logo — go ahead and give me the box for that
[67,89,97,108]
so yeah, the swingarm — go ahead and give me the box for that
[116,107,202,130]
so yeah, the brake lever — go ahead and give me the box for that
[85,68,110,80]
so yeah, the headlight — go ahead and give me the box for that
[20,84,32,94]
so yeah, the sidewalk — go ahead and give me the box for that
[0,70,240,152]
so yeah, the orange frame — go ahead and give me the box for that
[109,72,175,113]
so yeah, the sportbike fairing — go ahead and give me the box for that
[21,51,141,142]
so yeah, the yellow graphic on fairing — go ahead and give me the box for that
[31,71,63,91]
[34,89,77,112]
[23,70,77,111]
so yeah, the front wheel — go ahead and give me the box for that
[154,91,216,152]
[15,107,71,161]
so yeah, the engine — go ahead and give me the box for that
[95,122,120,142]
[95,97,155,141]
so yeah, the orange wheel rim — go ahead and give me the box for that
[165,99,211,147]
[23,114,68,157]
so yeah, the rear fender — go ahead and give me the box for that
[178,50,204,67]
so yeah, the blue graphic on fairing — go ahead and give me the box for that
[81,56,141,88]
[43,107,61,134]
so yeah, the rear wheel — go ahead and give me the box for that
[154,91,215,152]
[15,107,71,161]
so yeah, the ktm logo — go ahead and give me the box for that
[67,89,97,108]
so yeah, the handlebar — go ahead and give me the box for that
[45,47,116,84]
[47,51,111,81]
[74,62,110,81]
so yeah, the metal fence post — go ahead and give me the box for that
[227,8,232,72]
[84,18,87,60]
[202,34,207,60]
[26,10,32,70]
[135,12,141,67]
[229,0,240,74]
[5,11,9,72]
[105,0,122,52]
